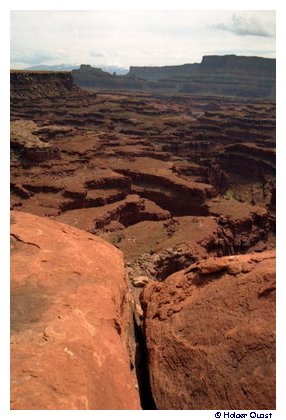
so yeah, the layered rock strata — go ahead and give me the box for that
[74,55,275,99]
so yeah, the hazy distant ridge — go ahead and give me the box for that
[72,55,276,99]
[25,64,129,75]
[128,63,199,82]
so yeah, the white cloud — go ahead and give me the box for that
[214,13,275,37]
[90,51,109,59]
[10,10,276,69]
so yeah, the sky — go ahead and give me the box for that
[10,10,276,70]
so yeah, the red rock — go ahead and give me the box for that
[141,251,276,410]
[206,198,271,254]
[55,194,169,233]
[10,211,141,410]
[11,120,60,163]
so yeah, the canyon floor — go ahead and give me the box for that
[10,73,276,410]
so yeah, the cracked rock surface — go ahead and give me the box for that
[10,210,141,410]
[141,251,276,410]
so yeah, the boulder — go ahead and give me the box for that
[141,251,276,410]
[132,276,150,288]
[10,211,141,410]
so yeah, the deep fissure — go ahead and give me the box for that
[133,314,156,410]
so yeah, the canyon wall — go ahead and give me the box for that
[10,68,276,410]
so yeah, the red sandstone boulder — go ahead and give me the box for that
[141,251,276,410]
[10,211,141,410]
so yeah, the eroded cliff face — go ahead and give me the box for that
[10,211,141,410]
[179,55,275,99]
[10,70,92,101]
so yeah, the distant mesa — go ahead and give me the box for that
[200,54,276,72]
[72,64,148,91]
[72,55,275,99]
[11,54,275,99]
[128,63,198,82]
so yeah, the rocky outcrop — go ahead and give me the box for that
[11,120,60,164]
[72,65,147,91]
[118,168,216,216]
[103,215,220,288]
[10,211,141,410]
[208,163,229,194]
[219,143,276,177]
[141,251,276,410]
[206,198,270,254]
[10,70,92,101]
[56,194,170,232]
